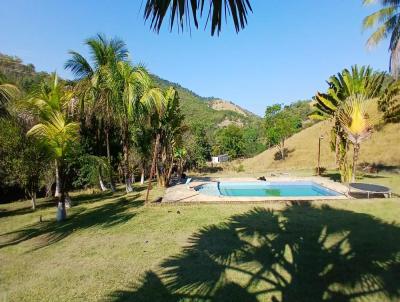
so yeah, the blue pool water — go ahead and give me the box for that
[195,181,340,197]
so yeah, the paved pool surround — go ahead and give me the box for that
[162,176,349,203]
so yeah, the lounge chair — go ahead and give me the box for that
[348,183,392,198]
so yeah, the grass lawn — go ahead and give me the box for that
[0,184,400,301]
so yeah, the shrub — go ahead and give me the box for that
[315,167,327,175]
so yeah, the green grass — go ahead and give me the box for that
[0,184,399,301]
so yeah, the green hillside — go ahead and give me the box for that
[152,74,261,127]
[0,53,261,128]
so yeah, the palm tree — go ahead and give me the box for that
[19,74,75,197]
[143,0,252,35]
[109,61,162,192]
[28,111,79,220]
[158,87,185,187]
[379,78,400,122]
[0,75,20,116]
[363,0,400,78]
[338,95,374,183]
[311,66,384,180]
[65,34,129,191]
[145,87,183,201]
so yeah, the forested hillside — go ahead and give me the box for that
[0,53,262,129]
[152,74,262,128]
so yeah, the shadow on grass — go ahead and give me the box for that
[0,195,142,251]
[323,172,341,182]
[0,187,129,219]
[362,174,388,179]
[109,203,400,302]
[0,198,56,218]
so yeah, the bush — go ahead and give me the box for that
[315,167,327,175]
[234,164,245,173]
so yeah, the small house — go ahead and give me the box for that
[211,154,229,164]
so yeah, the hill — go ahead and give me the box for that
[151,75,262,127]
[0,53,262,129]
[207,99,257,117]
[242,102,400,172]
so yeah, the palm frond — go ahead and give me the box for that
[338,95,374,145]
[143,0,252,35]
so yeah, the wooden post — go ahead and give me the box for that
[317,135,323,175]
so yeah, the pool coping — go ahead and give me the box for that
[162,176,350,203]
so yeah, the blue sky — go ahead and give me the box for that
[0,0,389,115]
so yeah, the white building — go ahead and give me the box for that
[211,154,229,164]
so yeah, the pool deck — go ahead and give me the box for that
[162,176,350,203]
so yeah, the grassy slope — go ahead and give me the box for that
[242,118,400,172]
[0,185,399,301]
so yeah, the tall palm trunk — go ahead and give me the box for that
[123,123,133,193]
[351,143,360,183]
[99,174,107,191]
[140,166,145,185]
[105,128,115,192]
[55,159,60,197]
[145,133,160,202]
[31,191,37,211]
[56,159,67,221]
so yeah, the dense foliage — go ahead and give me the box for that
[0,39,269,210]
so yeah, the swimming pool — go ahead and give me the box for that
[195,181,340,197]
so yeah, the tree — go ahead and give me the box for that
[214,124,245,159]
[264,104,300,160]
[311,65,384,180]
[145,87,183,200]
[0,74,20,116]
[363,0,400,78]
[143,0,252,35]
[110,62,161,192]
[65,33,129,191]
[379,78,400,122]
[21,74,79,220]
[28,111,79,220]
[0,118,50,210]
[132,124,153,184]
[185,122,212,169]
[157,87,185,187]
[338,95,374,182]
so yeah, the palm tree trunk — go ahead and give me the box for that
[145,133,160,202]
[352,143,360,183]
[123,125,132,193]
[99,175,107,191]
[335,133,340,167]
[140,166,145,185]
[31,191,37,211]
[105,128,115,192]
[55,159,60,197]
[56,159,67,221]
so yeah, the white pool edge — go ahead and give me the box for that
[163,176,350,203]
